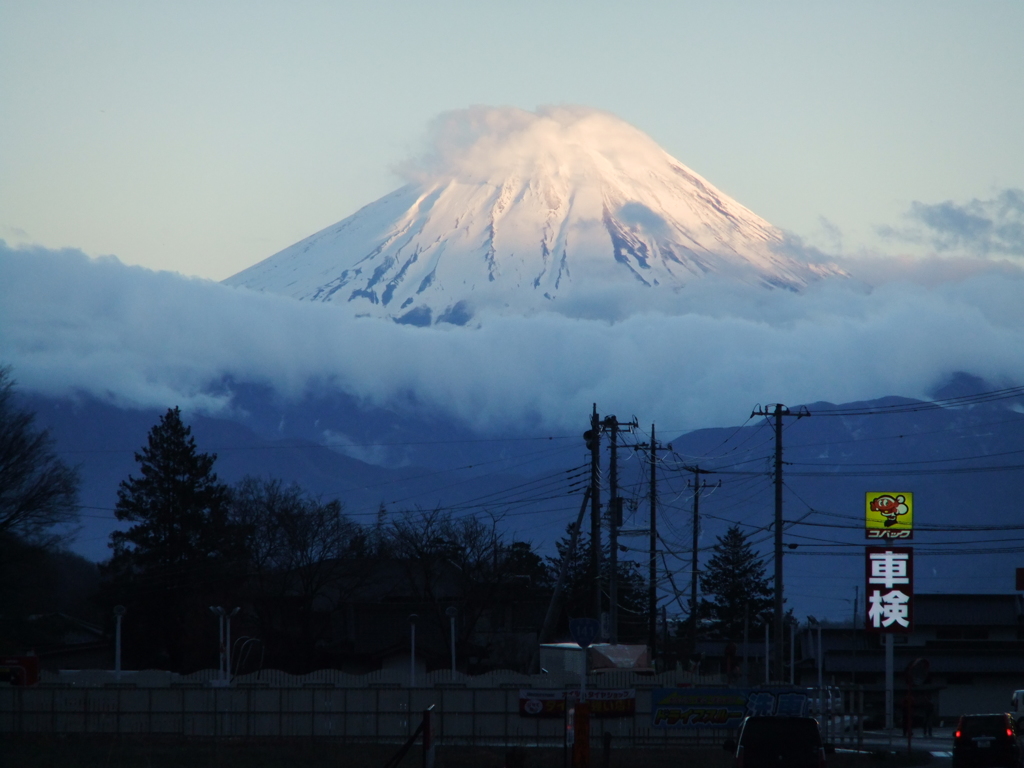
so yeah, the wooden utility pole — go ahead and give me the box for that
[750,403,809,681]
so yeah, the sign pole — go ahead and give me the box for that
[885,633,894,733]
[568,617,599,768]
[113,606,125,681]
[423,705,436,768]
[580,656,587,703]
[572,701,590,768]
[864,493,915,743]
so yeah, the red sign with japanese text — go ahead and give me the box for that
[865,546,913,633]
[519,689,636,719]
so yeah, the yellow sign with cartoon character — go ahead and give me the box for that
[865,492,913,539]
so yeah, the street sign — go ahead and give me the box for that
[865,547,914,633]
[569,618,600,648]
[866,492,913,539]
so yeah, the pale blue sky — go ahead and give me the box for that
[2,1,1022,280]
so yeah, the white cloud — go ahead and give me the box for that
[2,241,1023,437]
[395,105,671,187]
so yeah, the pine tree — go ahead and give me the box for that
[547,523,648,642]
[548,522,596,626]
[699,525,773,641]
[103,407,236,671]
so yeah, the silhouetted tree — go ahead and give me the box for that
[0,366,78,542]
[103,407,238,671]
[230,476,364,669]
[0,366,85,654]
[547,522,594,626]
[546,524,648,642]
[387,508,550,671]
[699,525,773,640]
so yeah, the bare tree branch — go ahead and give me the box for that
[0,367,78,541]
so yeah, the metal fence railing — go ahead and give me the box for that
[0,672,864,750]
[0,685,711,745]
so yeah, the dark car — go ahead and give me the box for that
[953,713,1023,768]
[723,716,830,768]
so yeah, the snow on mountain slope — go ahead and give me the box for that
[225,106,842,324]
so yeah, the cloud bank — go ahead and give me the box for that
[3,239,1024,437]
[881,188,1024,259]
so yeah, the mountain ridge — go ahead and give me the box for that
[225,107,843,324]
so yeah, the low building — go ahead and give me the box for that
[797,593,1024,720]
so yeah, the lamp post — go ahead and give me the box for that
[790,621,795,685]
[210,606,240,683]
[808,616,824,713]
[210,606,226,680]
[445,606,457,675]
[764,623,769,684]
[817,623,823,699]
[409,614,418,688]
[113,605,126,681]
[226,607,240,681]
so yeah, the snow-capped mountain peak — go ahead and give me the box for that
[225,106,841,324]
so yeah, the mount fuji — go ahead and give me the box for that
[225,106,843,325]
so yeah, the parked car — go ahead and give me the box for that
[806,686,845,716]
[1010,691,1024,730]
[723,716,832,768]
[953,713,1023,768]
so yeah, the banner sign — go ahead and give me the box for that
[583,689,636,718]
[519,689,635,719]
[0,656,40,686]
[865,546,914,633]
[651,688,810,728]
[866,492,913,539]
[520,689,565,718]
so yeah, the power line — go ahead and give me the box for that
[813,384,1024,416]
[56,433,581,455]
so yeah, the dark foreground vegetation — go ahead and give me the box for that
[3,361,781,675]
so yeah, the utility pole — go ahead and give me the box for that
[649,424,658,662]
[606,415,620,644]
[750,403,810,681]
[632,426,667,663]
[584,405,602,623]
[602,415,636,644]
[681,465,719,657]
